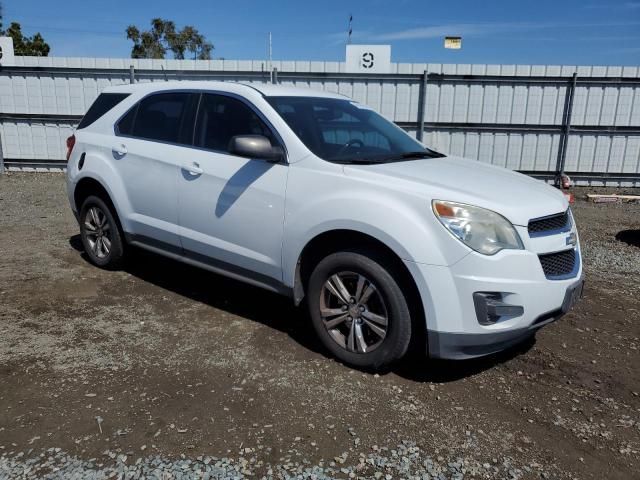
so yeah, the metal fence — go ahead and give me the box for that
[1,56,639,185]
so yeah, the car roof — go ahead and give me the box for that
[247,83,348,99]
[103,81,348,100]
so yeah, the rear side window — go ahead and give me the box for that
[78,93,130,129]
[127,92,196,144]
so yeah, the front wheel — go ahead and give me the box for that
[79,195,124,269]
[307,250,412,370]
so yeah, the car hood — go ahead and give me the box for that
[343,155,568,226]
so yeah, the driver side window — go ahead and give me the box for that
[194,94,277,153]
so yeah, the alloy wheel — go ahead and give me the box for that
[83,206,112,259]
[319,271,389,353]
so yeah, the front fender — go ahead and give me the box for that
[281,189,470,288]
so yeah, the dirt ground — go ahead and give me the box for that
[0,173,639,479]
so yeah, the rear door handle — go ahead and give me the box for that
[113,143,127,156]
[183,162,203,175]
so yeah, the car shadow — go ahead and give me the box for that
[215,159,275,218]
[69,234,322,355]
[393,337,535,383]
[615,229,640,248]
[69,234,534,383]
[69,234,92,263]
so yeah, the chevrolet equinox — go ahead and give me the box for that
[66,81,584,369]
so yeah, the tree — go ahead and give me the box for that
[167,25,213,60]
[1,21,50,56]
[126,18,213,60]
[0,4,50,56]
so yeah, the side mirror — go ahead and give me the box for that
[228,135,283,162]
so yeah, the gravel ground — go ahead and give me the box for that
[0,173,639,479]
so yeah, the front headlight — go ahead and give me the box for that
[432,200,523,255]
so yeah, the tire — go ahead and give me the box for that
[79,195,125,269]
[307,249,412,370]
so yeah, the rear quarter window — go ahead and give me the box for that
[116,105,137,135]
[77,93,130,129]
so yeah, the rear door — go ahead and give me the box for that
[176,93,288,289]
[114,92,198,249]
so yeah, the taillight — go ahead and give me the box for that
[66,134,76,161]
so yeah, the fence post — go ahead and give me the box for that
[0,131,4,174]
[272,67,278,84]
[129,65,135,84]
[416,70,428,142]
[555,72,577,186]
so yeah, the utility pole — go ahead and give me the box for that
[268,32,273,83]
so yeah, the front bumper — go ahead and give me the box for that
[427,276,584,359]
[404,236,584,360]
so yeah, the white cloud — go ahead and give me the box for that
[586,1,640,9]
[371,23,522,41]
[356,20,640,42]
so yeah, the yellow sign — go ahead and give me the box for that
[444,37,462,49]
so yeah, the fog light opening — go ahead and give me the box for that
[473,292,524,325]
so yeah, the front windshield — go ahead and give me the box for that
[266,96,444,163]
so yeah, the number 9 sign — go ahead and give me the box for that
[346,45,390,73]
[361,52,374,69]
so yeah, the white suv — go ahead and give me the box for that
[66,81,583,369]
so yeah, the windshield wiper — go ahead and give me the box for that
[331,150,445,165]
[331,158,388,165]
[354,150,446,163]
[393,150,446,160]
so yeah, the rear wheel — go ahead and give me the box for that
[79,195,124,269]
[307,249,412,370]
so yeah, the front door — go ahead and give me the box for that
[177,93,288,289]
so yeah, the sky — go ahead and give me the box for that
[2,0,640,65]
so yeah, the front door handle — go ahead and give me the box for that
[183,162,203,176]
[113,143,127,156]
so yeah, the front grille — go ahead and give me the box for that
[539,249,576,279]
[528,210,570,236]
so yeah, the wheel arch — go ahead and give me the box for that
[293,229,426,347]
[73,176,126,235]
[74,176,111,211]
